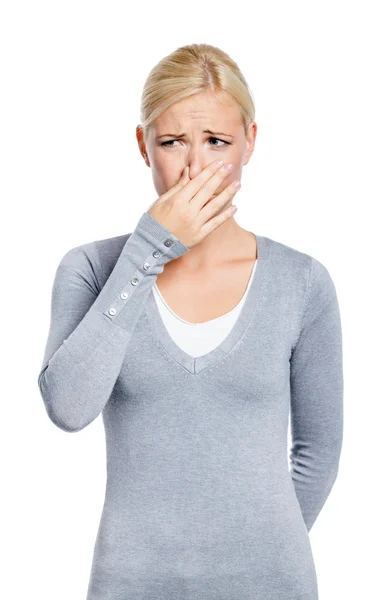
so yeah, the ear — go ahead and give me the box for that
[243,121,258,166]
[136,125,150,167]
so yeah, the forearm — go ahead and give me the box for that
[38,212,189,432]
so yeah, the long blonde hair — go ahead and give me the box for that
[139,43,255,139]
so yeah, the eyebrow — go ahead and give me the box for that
[156,129,233,139]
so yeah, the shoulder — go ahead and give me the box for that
[260,233,337,314]
[57,231,133,290]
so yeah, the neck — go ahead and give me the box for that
[174,219,257,270]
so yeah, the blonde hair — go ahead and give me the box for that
[139,43,255,140]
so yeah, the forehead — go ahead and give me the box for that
[155,91,241,130]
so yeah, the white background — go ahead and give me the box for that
[1,1,387,598]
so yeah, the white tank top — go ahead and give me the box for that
[151,259,258,358]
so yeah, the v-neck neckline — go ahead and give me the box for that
[145,233,272,375]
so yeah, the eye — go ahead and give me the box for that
[160,137,229,148]
[208,137,229,147]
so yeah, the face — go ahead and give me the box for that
[136,90,257,201]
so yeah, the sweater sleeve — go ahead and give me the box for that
[289,256,344,532]
[37,211,189,433]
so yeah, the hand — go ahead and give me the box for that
[147,160,241,249]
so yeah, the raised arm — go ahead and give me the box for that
[289,256,344,532]
[37,212,189,433]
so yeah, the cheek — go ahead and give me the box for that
[151,159,179,195]
[153,153,177,179]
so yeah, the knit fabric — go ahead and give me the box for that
[150,257,258,357]
[38,211,343,600]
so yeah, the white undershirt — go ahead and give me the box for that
[151,259,258,358]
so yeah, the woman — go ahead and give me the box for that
[38,43,343,600]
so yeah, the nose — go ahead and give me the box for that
[186,164,203,180]
[186,158,217,181]
[185,159,227,199]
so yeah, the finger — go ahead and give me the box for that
[159,166,188,202]
[175,159,229,206]
[199,179,241,224]
[199,202,238,238]
[189,161,234,211]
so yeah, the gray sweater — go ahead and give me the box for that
[38,211,343,600]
